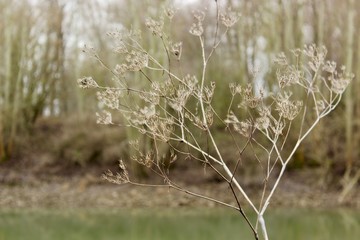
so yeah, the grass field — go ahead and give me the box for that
[0,208,359,240]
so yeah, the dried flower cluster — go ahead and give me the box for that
[102,160,129,184]
[77,76,98,89]
[275,92,303,120]
[145,17,164,37]
[164,6,176,20]
[170,41,182,60]
[220,8,240,28]
[97,89,122,109]
[189,10,205,36]
[96,110,112,125]
[79,3,353,240]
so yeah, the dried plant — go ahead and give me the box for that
[79,2,353,240]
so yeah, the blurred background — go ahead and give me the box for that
[0,0,359,239]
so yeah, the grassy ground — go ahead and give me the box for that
[0,208,359,240]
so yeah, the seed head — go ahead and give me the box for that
[77,77,99,89]
[220,8,240,28]
[96,110,112,125]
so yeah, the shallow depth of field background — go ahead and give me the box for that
[0,0,359,239]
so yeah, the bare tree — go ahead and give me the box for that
[0,0,67,160]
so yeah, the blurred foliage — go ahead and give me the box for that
[0,0,359,196]
[27,116,128,168]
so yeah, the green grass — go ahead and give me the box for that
[0,208,359,240]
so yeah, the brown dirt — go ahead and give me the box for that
[1,117,359,210]
[0,161,359,210]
